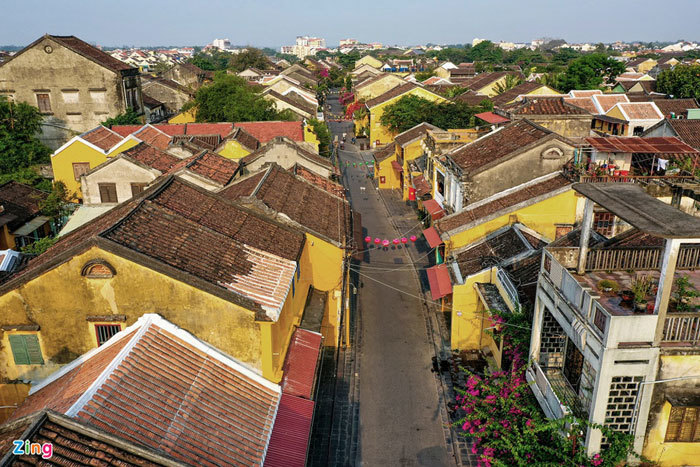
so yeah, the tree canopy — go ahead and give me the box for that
[557,53,626,92]
[228,48,273,72]
[185,73,291,123]
[379,95,492,133]
[101,108,142,128]
[188,49,231,71]
[657,64,700,98]
[0,96,51,174]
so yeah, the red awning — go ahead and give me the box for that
[423,199,445,220]
[426,264,453,299]
[264,394,314,467]
[422,227,443,248]
[412,174,431,197]
[391,160,404,172]
[475,111,510,124]
[281,328,322,399]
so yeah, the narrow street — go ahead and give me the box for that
[326,92,453,466]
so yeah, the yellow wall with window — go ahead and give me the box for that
[399,139,427,200]
[374,155,402,191]
[444,190,580,255]
[304,122,321,152]
[51,138,139,200]
[369,88,445,145]
[168,108,197,124]
[451,269,494,351]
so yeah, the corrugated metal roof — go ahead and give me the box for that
[585,136,698,154]
[423,227,443,248]
[423,199,445,221]
[264,394,314,467]
[281,328,322,400]
[475,111,510,124]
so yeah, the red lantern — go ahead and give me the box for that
[382,240,390,247]
[401,237,408,244]
[365,236,371,243]
[392,238,399,245]
[410,235,417,242]
[374,238,381,244]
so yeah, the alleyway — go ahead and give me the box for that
[324,93,453,466]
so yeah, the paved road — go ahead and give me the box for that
[327,94,452,467]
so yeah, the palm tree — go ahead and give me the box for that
[494,74,523,95]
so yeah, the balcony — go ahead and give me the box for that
[527,362,572,420]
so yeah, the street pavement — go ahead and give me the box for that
[325,92,454,466]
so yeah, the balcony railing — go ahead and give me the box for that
[586,246,700,271]
[578,175,695,184]
[497,267,520,309]
[662,314,700,345]
[527,362,571,420]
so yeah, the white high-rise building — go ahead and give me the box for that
[211,38,231,50]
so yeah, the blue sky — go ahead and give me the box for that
[2,0,698,47]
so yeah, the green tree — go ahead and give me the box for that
[39,181,73,226]
[188,50,231,71]
[101,108,142,128]
[345,75,353,91]
[657,65,700,98]
[494,74,523,94]
[557,53,625,92]
[21,236,56,256]
[380,95,491,133]
[308,118,332,157]
[186,73,280,122]
[228,47,272,72]
[414,70,435,82]
[0,96,51,174]
[337,51,361,69]
[467,41,504,63]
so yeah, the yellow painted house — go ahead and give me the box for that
[366,83,445,145]
[372,142,400,190]
[354,55,383,70]
[50,126,140,200]
[392,122,441,200]
[0,176,341,395]
[463,71,525,98]
[354,73,407,102]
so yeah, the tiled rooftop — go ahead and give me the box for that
[183,151,239,185]
[120,142,182,173]
[505,97,591,115]
[80,126,124,151]
[394,122,440,147]
[132,125,172,150]
[234,121,304,143]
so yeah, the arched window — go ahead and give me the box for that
[541,147,564,160]
[81,259,116,278]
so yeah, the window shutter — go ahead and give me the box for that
[24,335,44,364]
[679,407,698,442]
[666,406,684,442]
[8,335,30,365]
[99,184,118,203]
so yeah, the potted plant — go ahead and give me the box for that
[620,289,634,302]
[631,275,653,312]
[674,275,699,313]
[597,279,619,294]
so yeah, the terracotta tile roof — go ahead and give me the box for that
[234,121,304,143]
[490,82,547,107]
[109,124,143,137]
[668,119,700,150]
[264,89,316,117]
[80,126,124,151]
[227,127,261,152]
[182,151,239,185]
[120,142,182,173]
[475,111,510,124]
[598,228,664,248]
[220,164,352,245]
[141,93,163,108]
[132,125,172,150]
[447,120,554,173]
[9,315,281,466]
[365,83,419,108]
[436,173,571,235]
[454,227,532,277]
[592,94,630,113]
[182,123,234,139]
[653,98,699,118]
[394,122,441,147]
[218,171,266,200]
[142,76,195,97]
[0,412,177,466]
[0,181,45,222]
[568,90,603,98]
[617,72,646,81]
[50,35,134,73]
[2,177,306,317]
[462,72,522,92]
[504,97,590,115]
[372,142,396,162]
[240,138,335,175]
[564,97,599,114]
[453,89,491,106]
[612,102,664,120]
[292,164,346,198]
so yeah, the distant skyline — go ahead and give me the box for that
[1,0,698,48]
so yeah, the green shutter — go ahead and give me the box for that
[8,335,43,365]
[24,335,44,364]
[8,335,30,365]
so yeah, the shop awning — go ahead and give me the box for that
[426,264,453,299]
[391,160,404,172]
[423,199,445,220]
[475,111,510,125]
[422,227,443,248]
[11,216,49,237]
[412,175,431,197]
[264,394,314,467]
[281,328,322,400]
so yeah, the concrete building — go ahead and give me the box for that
[527,183,700,464]
[0,35,143,149]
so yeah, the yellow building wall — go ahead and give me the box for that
[304,122,321,152]
[354,56,383,69]
[0,383,29,424]
[51,138,139,200]
[369,88,445,145]
[642,355,700,466]
[605,106,627,122]
[451,268,494,351]
[637,60,657,73]
[0,226,14,250]
[217,140,252,160]
[0,247,264,383]
[168,108,196,124]
[355,75,405,102]
[375,156,401,190]
[445,190,579,254]
[400,139,427,200]
[476,76,510,97]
